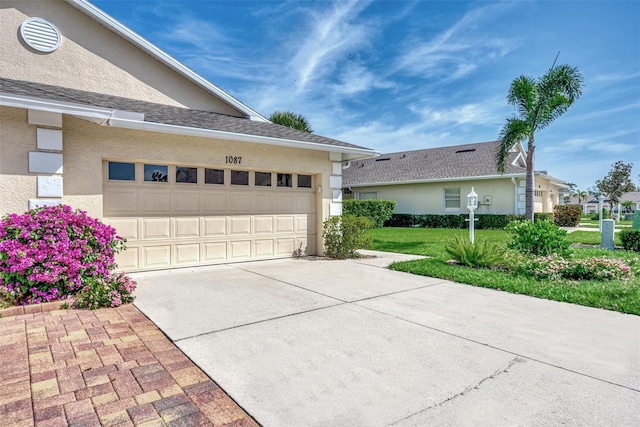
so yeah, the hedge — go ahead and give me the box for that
[619,229,640,252]
[384,213,554,229]
[553,204,581,227]
[342,199,397,228]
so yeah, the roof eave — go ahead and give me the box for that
[108,117,377,157]
[0,92,113,122]
[63,0,268,122]
[0,93,375,157]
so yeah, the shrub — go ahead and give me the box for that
[509,253,634,281]
[590,208,608,221]
[323,215,374,259]
[75,273,137,309]
[476,214,523,229]
[384,214,417,227]
[0,205,135,307]
[553,204,582,227]
[619,229,640,252]
[534,213,554,222]
[444,236,504,268]
[505,220,572,256]
[343,200,397,228]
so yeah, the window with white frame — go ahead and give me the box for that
[444,187,461,210]
[359,192,377,200]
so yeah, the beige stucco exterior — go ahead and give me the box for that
[349,175,563,215]
[0,105,336,259]
[0,1,243,115]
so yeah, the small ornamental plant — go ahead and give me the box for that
[0,205,136,308]
[505,220,572,256]
[508,252,634,281]
[323,215,373,259]
[444,236,504,268]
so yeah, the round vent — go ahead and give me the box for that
[19,17,62,53]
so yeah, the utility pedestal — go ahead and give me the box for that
[601,219,615,250]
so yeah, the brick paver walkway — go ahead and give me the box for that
[0,303,259,426]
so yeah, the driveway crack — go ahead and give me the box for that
[388,357,522,426]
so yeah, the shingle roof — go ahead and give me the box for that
[343,141,528,186]
[0,77,369,151]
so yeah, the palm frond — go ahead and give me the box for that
[534,64,584,130]
[507,76,537,119]
[496,117,530,173]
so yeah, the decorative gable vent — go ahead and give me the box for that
[20,18,61,53]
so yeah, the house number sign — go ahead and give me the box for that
[225,156,242,164]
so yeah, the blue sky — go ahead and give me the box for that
[93,0,639,191]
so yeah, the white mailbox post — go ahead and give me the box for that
[467,187,478,244]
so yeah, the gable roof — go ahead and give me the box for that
[0,77,375,158]
[343,140,564,186]
[64,0,267,121]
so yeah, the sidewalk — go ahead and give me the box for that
[0,302,258,426]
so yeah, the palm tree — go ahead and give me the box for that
[575,189,588,214]
[269,111,313,133]
[496,63,584,220]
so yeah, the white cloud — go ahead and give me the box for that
[593,71,640,84]
[331,62,396,95]
[540,129,639,155]
[289,1,374,92]
[408,98,504,127]
[393,3,518,82]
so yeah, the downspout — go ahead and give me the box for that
[511,177,518,215]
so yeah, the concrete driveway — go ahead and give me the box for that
[131,251,640,426]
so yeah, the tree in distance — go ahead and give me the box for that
[269,111,313,133]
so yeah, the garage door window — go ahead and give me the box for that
[277,173,292,187]
[108,161,135,181]
[205,168,224,185]
[255,172,272,187]
[176,166,197,184]
[231,170,249,186]
[144,164,168,182]
[298,174,312,188]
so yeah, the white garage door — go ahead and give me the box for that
[103,161,317,272]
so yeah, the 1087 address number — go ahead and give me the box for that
[225,156,242,164]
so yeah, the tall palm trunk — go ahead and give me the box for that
[525,136,535,221]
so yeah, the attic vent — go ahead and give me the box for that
[20,18,61,53]
[399,154,406,159]
[375,157,391,162]
[455,148,476,154]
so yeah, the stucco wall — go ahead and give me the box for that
[0,106,334,254]
[351,179,521,215]
[0,1,244,116]
[0,107,37,215]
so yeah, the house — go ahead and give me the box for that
[0,0,376,271]
[565,192,640,215]
[342,140,567,215]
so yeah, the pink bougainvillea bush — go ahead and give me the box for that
[0,204,136,308]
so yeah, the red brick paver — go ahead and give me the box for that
[0,304,258,427]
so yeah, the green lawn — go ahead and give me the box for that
[578,218,632,229]
[567,231,623,246]
[369,227,640,315]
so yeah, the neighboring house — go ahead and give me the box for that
[342,140,567,215]
[565,192,640,214]
[0,0,375,271]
